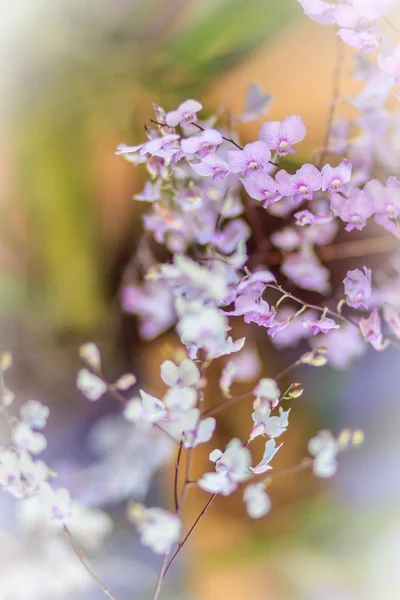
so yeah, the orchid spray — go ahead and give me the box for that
[3,1,400,599]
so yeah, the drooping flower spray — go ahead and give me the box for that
[3,2,400,599]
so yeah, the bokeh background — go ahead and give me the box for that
[1,1,400,599]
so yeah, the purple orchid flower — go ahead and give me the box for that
[303,316,340,335]
[321,159,352,194]
[259,115,306,156]
[165,99,203,127]
[240,171,282,206]
[181,129,223,158]
[359,309,388,351]
[330,188,374,232]
[275,163,323,203]
[190,155,230,181]
[294,209,316,226]
[227,141,272,178]
[143,134,181,159]
[343,266,372,309]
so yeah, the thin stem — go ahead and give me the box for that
[265,283,357,327]
[263,235,398,266]
[320,235,397,261]
[178,446,194,508]
[105,382,179,445]
[149,118,243,150]
[274,359,303,382]
[174,442,183,512]
[202,389,253,417]
[63,524,118,600]
[192,122,244,151]
[318,33,345,168]
[148,119,279,166]
[152,552,170,600]
[0,370,12,437]
[163,495,216,578]
[265,458,313,482]
[203,354,303,418]
[383,15,400,36]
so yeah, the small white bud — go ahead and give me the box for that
[76,369,107,401]
[0,352,12,371]
[79,342,101,372]
[114,373,137,391]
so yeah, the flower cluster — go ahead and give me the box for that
[5,3,400,598]
[111,11,400,575]
[0,353,113,591]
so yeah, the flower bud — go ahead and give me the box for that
[114,373,137,391]
[286,382,304,399]
[3,388,14,407]
[126,502,145,523]
[351,429,365,447]
[337,428,352,450]
[0,352,12,371]
[300,347,328,367]
[79,342,101,372]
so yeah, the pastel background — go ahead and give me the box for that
[1,1,399,599]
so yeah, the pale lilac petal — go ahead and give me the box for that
[179,99,203,114]
[243,484,271,519]
[338,29,379,55]
[246,141,272,164]
[181,129,223,156]
[240,172,281,204]
[322,159,352,194]
[250,439,282,474]
[275,170,295,196]
[298,0,335,24]
[190,155,229,179]
[298,163,323,191]
[165,99,202,127]
[344,266,372,309]
[240,83,273,123]
[281,115,306,145]
[259,121,281,148]
[359,309,388,351]
[226,150,248,173]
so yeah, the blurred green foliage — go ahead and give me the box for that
[8,0,298,332]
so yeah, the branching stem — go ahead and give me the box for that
[63,524,118,600]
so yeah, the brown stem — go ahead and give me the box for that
[202,390,252,417]
[382,15,400,36]
[63,524,118,600]
[174,442,183,512]
[203,355,304,419]
[0,369,13,438]
[264,283,357,327]
[178,446,194,509]
[318,34,345,168]
[274,359,303,382]
[263,235,398,267]
[148,119,279,166]
[319,235,398,261]
[105,382,179,445]
[152,552,170,600]
[265,458,313,481]
[163,495,216,579]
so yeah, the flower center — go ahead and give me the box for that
[299,185,309,196]
[278,140,288,152]
[248,161,260,170]
[387,203,396,216]
[331,178,341,190]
